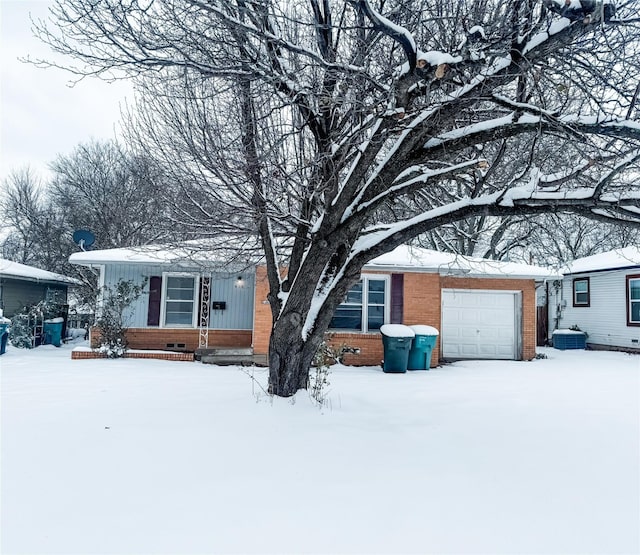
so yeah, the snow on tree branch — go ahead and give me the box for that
[36,0,640,396]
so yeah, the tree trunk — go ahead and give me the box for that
[267,313,321,397]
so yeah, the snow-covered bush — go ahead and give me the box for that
[9,299,66,349]
[95,279,147,358]
[9,314,33,349]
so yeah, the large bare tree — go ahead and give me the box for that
[35,0,640,396]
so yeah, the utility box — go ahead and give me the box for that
[552,329,587,350]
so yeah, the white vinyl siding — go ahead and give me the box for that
[550,270,640,350]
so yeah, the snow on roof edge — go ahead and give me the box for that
[0,259,81,285]
[366,245,559,279]
[561,247,640,275]
[69,243,258,273]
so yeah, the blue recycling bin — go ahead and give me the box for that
[0,321,9,355]
[43,318,64,347]
[380,324,415,373]
[407,325,439,370]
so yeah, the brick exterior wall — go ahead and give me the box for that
[402,273,442,366]
[253,265,273,356]
[252,268,538,365]
[90,327,252,352]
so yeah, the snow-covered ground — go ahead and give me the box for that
[1,342,639,555]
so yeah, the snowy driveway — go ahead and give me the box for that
[1,344,639,554]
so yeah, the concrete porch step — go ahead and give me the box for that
[196,347,266,366]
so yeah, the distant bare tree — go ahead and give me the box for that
[36,0,640,396]
[49,141,176,249]
[0,168,68,269]
[515,213,640,267]
[1,142,180,309]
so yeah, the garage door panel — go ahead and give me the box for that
[480,329,500,341]
[442,289,518,360]
[478,344,499,356]
[461,328,479,339]
[460,344,480,356]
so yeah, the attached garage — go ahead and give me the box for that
[441,289,522,360]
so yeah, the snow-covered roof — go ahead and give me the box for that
[561,247,640,275]
[0,259,81,285]
[70,245,185,265]
[366,245,558,279]
[70,242,557,280]
[69,242,254,271]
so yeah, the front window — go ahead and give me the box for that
[330,276,389,332]
[573,278,590,307]
[163,274,198,327]
[627,275,640,326]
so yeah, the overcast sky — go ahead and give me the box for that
[0,0,132,186]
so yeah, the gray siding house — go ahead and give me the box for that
[0,259,80,317]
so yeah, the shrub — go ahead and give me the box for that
[95,279,147,358]
[9,299,66,349]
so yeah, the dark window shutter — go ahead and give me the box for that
[390,274,404,324]
[147,276,162,326]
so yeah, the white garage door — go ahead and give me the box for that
[441,289,520,360]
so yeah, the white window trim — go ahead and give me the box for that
[330,274,390,333]
[629,277,640,325]
[160,272,200,328]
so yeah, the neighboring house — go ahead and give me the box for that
[70,244,556,365]
[0,259,79,318]
[548,247,640,352]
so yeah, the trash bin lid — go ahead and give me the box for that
[408,324,439,336]
[380,324,415,338]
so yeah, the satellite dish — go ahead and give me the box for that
[72,229,96,251]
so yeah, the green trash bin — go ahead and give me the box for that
[380,324,415,373]
[407,325,439,370]
[43,318,64,347]
[0,318,10,355]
